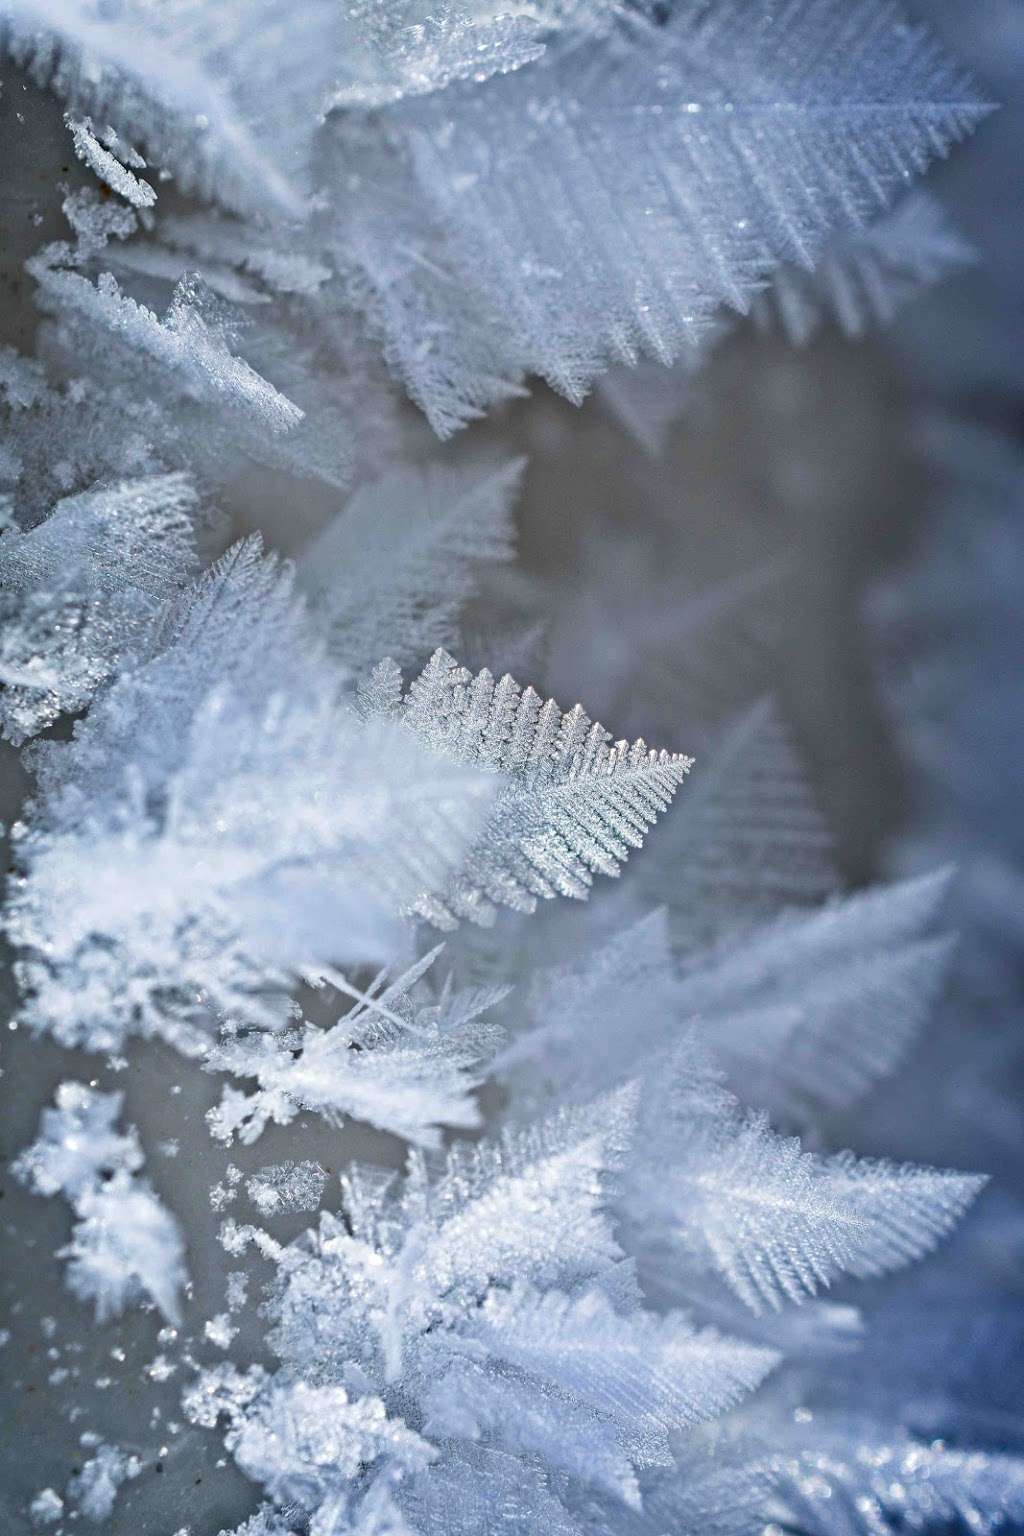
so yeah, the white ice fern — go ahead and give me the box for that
[323,0,986,432]
[191,1085,775,1529]
[359,647,692,927]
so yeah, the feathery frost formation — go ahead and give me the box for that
[4,540,500,1054]
[359,647,693,926]
[321,0,986,431]
[0,4,1015,1535]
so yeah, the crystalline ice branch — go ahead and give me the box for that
[360,647,692,927]
[498,863,954,1130]
[30,251,304,437]
[621,1037,984,1316]
[673,872,956,1124]
[323,0,988,432]
[767,1420,1024,1536]
[630,697,838,952]
[65,113,156,208]
[597,194,973,447]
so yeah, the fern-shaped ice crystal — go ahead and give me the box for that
[359,647,692,927]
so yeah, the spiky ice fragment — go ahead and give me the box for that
[206,947,505,1148]
[753,191,975,345]
[66,1442,140,1522]
[64,1170,187,1322]
[0,472,198,743]
[360,648,691,927]
[325,0,987,432]
[30,255,303,436]
[0,0,342,215]
[65,113,156,207]
[28,1488,64,1527]
[297,459,521,673]
[6,542,493,1053]
[15,1083,187,1323]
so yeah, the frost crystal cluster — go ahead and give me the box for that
[0,3,1020,1536]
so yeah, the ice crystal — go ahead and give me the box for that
[66,1441,141,1522]
[360,647,692,927]
[0,6,1007,1534]
[632,697,838,951]
[753,191,976,345]
[5,543,495,1052]
[28,1488,64,1526]
[31,252,304,437]
[65,113,156,208]
[12,1082,142,1199]
[245,1161,328,1217]
[14,1084,188,1324]
[206,947,505,1148]
[769,1423,1024,1536]
[0,471,198,743]
[324,1,986,432]
[63,1172,188,1324]
[194,1085,777,1529]
[621,1038,984,1315]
